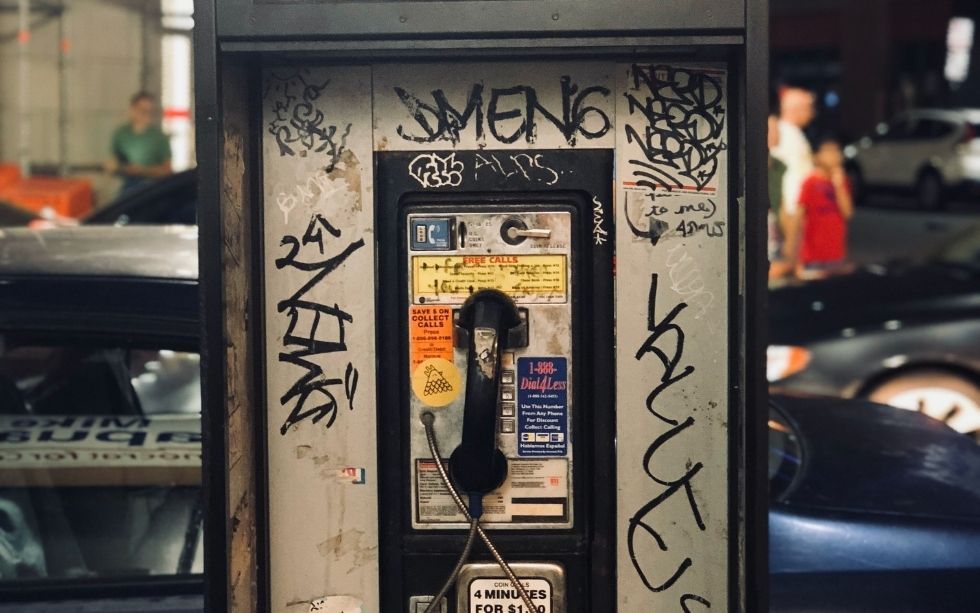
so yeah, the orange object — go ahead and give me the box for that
[0,164,19,190]
[409,305,454,371]
[0,177,93,218]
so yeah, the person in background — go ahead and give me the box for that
[767,109,791,280]
[104,92,172,194]
[796,136,854,279]
[771,87,816,271]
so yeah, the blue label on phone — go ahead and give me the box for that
[516,357,568,457]
[410,218,453,251]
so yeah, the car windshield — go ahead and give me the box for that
[769,404,803,501]
[932,224,980,270]
[0,337,202,583]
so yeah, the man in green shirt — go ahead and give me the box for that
[105,92,172,193]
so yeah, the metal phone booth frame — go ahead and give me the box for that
[194,0,769,611]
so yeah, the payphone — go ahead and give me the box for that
[404,207,577,611]
[404,206,577,533]
[197,2,769,612]
[376,154,614,613]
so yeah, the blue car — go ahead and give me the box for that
[770,392,980,612]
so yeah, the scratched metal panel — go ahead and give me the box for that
[216,0,745,40]
[262,66,379,612]
[614,63,731,610]
[372,62,615,151]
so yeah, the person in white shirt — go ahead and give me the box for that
[770,87,816,273]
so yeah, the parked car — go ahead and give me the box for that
[0,226,202,611]
[770,392,980,612]
[844,108,980,208]
[2,227,979,611]
[0,199,41,227]
[83,170,197,226]
[26,170,198,230]
[769,222,980,441]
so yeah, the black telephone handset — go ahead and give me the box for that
[449,289,522,514]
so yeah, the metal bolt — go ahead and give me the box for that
[552,13,560,20]
[399,15,407,23]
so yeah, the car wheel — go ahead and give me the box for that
[915,169,945,210]
[845,163,864,204]
[867,370,980,441]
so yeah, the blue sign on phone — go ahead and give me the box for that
[517,357,568,457]
[410,218,453,251]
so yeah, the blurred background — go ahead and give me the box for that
[0,0,193,214]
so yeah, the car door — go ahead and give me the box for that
[913,117,962,183]
[0,333,203,602]
[881,115,926,187]
[860,115,916,186]
[890,117,964,189]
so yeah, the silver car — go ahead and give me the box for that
[844,108,980,209]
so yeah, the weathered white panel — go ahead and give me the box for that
[262,66,379,612]
[372,62,615,151]
[614,63,731,611]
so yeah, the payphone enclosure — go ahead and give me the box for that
[196,2,769,612]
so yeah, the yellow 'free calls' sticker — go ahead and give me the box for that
[411,357,461,407]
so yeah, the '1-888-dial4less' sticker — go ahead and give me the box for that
[517,357,568,457]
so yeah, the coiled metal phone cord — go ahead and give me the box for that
[421,411,538,613]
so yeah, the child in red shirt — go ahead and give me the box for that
[797,137,853,277]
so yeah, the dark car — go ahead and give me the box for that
[16,170,197,230]
[768,223,980,440]
[770,392,980,612]
[2,228,979,611]
[0,226,202,611]
[0,199,42,227]
[84,170,197,226]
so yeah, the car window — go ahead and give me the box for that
[92,173,197,227]
[130,350,201,415]
[931,120,957,139]
[769,406,803,501]
[0,340,202,583]
[909,119,956,140]
[0,344,199,416]
[131,182,196,226]
[874,116,915,142]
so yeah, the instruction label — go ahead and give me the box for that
[469,578,552,613]
[517,358,568,457]
[416,458,568,524]
[412,254,567,304]
[409,305,454,370]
